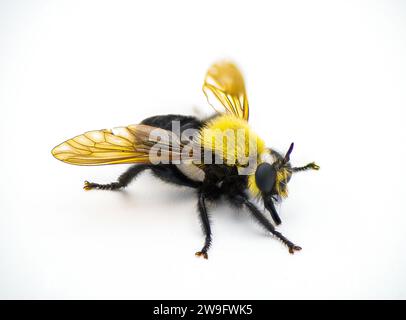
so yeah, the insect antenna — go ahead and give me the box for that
[292,162,320,172]
[282,142,294,164]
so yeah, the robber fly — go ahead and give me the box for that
[52,61,319,259]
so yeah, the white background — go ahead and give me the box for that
[1,0,405,299]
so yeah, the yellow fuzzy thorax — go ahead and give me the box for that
[199,114,265,167]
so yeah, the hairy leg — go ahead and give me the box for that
[83,164,150,191]
[242,197,302,254]
[195,192,212,259]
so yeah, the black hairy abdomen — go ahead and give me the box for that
[140,114,248,202]
[141,114,203,132]
[139,114,204,189]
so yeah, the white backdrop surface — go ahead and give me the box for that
[0,0,405,299]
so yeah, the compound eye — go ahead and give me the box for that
[255,163,276,193]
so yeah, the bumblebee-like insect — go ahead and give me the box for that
[52,61,319,259]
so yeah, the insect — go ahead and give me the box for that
[52,61,319,259]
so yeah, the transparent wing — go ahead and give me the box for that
[51,124,197,166]
[203,61,249,121]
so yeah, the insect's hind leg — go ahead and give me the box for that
[83,164,151,191]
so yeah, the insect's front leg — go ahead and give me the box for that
[242,196,301,254]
